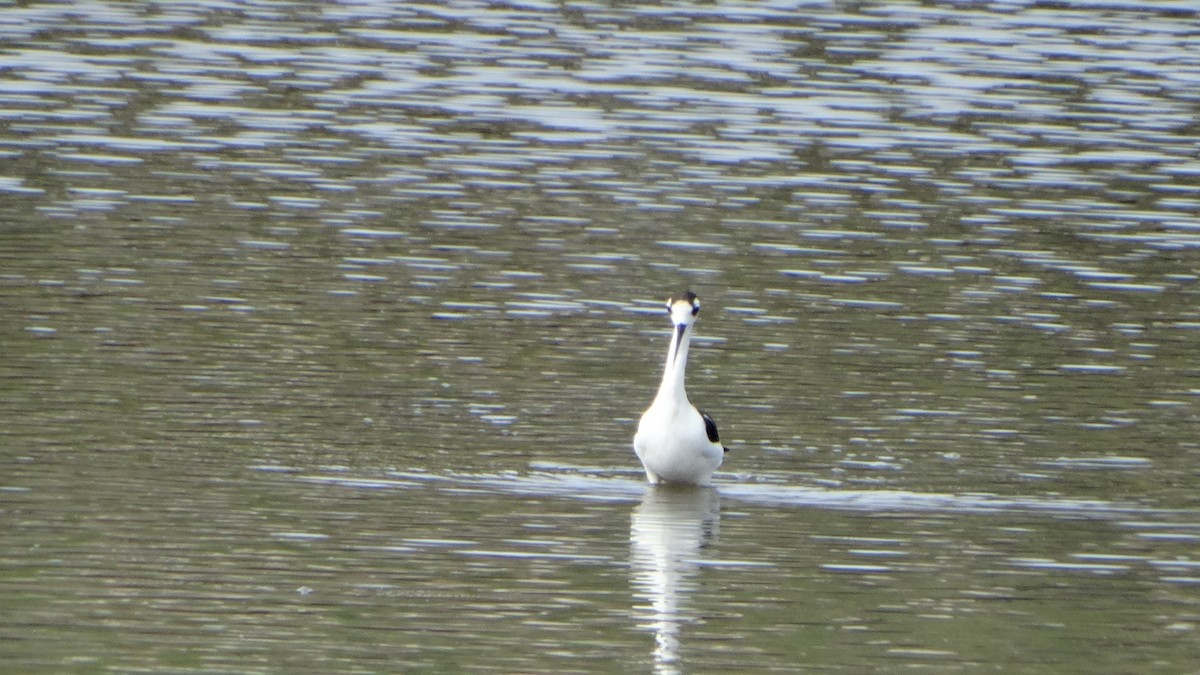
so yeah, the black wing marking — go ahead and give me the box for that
[699,409,724,450]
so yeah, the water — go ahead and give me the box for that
[3,0,1200,671]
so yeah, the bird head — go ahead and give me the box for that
[666,290,700,328]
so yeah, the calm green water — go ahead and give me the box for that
[3,1,1200,672]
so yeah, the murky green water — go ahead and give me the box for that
[3,1,1200,671]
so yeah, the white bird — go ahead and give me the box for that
[633,290,726,486]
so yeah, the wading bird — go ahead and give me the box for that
[633,291,726,486]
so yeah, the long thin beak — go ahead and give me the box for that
[670,323,687,365]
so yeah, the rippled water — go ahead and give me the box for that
[4,0,1200,671]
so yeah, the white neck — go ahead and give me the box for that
[655,324,691,405]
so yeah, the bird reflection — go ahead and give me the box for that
[629,485,721,674]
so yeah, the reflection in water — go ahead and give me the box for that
[629,486,721,674]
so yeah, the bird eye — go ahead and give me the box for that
[691,303,700,316]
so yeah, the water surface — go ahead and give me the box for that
[3,0,1200,671]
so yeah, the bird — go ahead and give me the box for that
[633,290,726,486]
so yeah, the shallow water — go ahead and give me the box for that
[3,0,1200,671]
